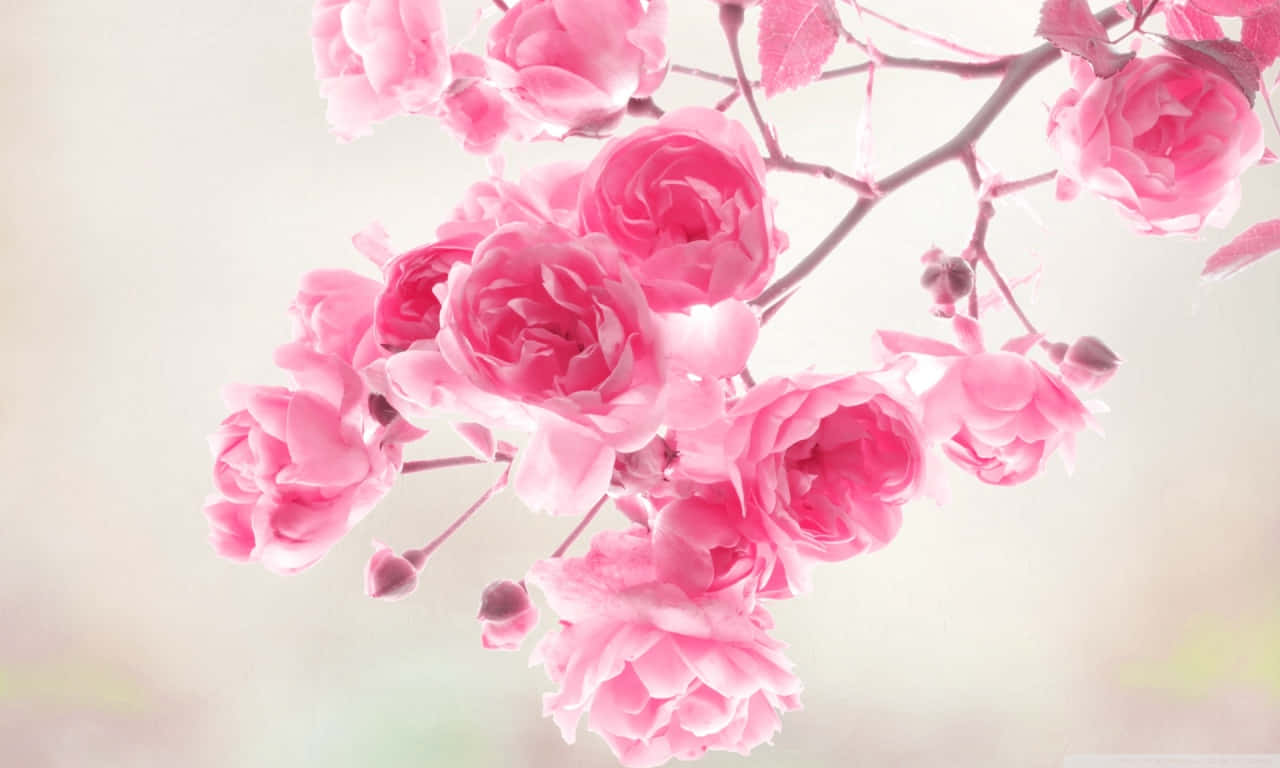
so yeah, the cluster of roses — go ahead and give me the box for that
[204,0,1280,764]
[204,101,1114,765]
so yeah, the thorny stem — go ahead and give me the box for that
[402,453,514,474]
[748,8,1123,311]
[765,157,877,198]
[409,466,511,561]
[720,4,783,159]
[550,496,608,558]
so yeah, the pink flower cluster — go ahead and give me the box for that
[312,0,669,146]
[205,0,1280,763]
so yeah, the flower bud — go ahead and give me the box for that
[478,579,538,651]
[1058,336,1121,391]
[921,256,974,306]
[364,543,421,601]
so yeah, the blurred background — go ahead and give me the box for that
[3,1,1278,766]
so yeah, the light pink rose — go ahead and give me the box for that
[373,234,478,351]
[290,269,384,370]
[673,371,933,595]
[579,108,784,310]
[436,162,585,241]
[477,579,539,651]
[438,53,537,155]
[1048,55,1264,235]
[203,345,399,573]
[923,351,1093,486]
[436,223,667,451]
[485,0,669,134]
[311,0,451,140]
[527,528,802,768]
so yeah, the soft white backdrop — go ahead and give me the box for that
[3,1,1278,766]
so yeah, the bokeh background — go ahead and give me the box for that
[3,1,1278,766]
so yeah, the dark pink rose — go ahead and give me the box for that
[373,234,479,351]
[579,108,784,310]
[203,346,398,573]
[527,528,802,767]
[485,0,669,134]
[1048,56,1263,235]
[311,0,451,140]
[674,371,933,595]
[436,223,667,451]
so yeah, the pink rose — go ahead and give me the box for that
[373,234,478,351]
[311,0,452,141]
[579,108,784,310]
[290,269,384,370]
[436,223,667,451]
[674,371,933,595]
[203,346,398,573]
[436,162,585,241]
[1048,55,1264,235]
[527,528,802,768]
[923,351,1093,486]
[438,53,536,155]
[485,0,669,134]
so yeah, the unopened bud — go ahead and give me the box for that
[478,579,538,651]
[364,543,421,601]
[921,256,973,305]
[1057,336,1120,391]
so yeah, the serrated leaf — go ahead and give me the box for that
[1202,218,1280,279]
[759,0,841,97]
[1037,0,1137,77]
[1166,3,1225,41]
[1188,0,1278,16]
[1242,8,1280,69]
[1155,35,1262,104]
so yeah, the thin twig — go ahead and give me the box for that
[671,63,739,87]
[402,453,513,474]
[747,9,1123,312]
[550,497,608,558]
[410,466,510,560]
[819,55,1012,80]
[989,170,1057,198]
[720,4,783,159]
[764,157,877,198]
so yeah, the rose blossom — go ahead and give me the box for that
[311,0,451,141]
[527,528,802,768]
[485,0,669,134]
[579,107,784,310]
[203,345,399,573]
[290,269,384,370]
[922,350,1093,486]
[674,371,933,595]
[373,234,478,351]
[436,223,667,451]
[1047,55,1264,235]
[436,162,585,240]
[438,53,536,155]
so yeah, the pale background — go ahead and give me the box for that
[2,1,1278,766]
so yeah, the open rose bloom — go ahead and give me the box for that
[199,0,1280,762]
[1048,55,1264,235]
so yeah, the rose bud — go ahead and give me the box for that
[364,543,421,601]
[478,579,538,651]
[1058,336,1121,391]
[921,256,974,306]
